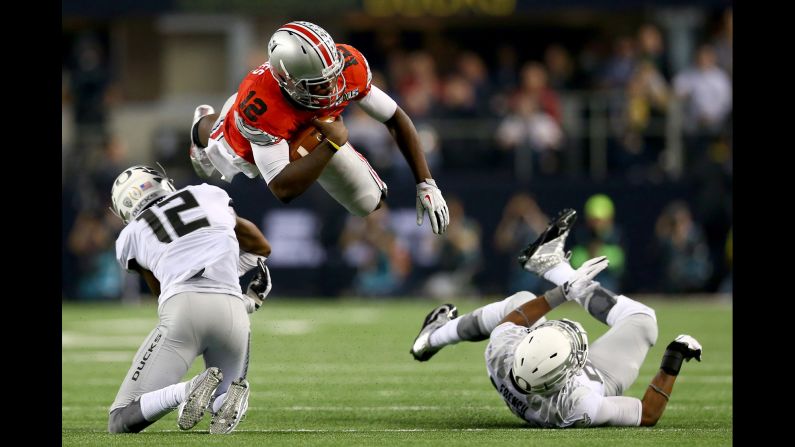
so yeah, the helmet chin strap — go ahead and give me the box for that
[508,369,530,394]
[155,162,170,181]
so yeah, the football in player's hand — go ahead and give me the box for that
[289,116,336,162]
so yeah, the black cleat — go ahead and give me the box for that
[517,208,578,274]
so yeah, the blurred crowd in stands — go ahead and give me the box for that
[62,8,732,300]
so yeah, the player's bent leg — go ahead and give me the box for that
[191,93,261,182]
[192,293,251,432]
[108,324,194,414]
[200,294,251,397]
[457,291,545,342]
[107,310,198,433]
[413,291,549,362]
[317,142,388,217]
[589,307,658,396]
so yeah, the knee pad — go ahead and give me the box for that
[457,311,489,342]
[456,291,541,342]
[587,287,619,324]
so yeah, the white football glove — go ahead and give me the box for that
[561,256,609,306]
[416,178,449,235]
[244,258,271,313]
[670,334,703,362]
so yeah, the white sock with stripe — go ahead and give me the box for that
[429,318,462,347]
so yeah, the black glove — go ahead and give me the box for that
[245,258,271,312]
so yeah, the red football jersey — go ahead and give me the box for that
[217,44,372,164]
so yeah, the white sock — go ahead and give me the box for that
[429,318,462,347]
[212,392,228,413]
[542,262,577,286]
[139,380,190,421]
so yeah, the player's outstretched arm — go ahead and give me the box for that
[384,106,432,184]
[640,335,702,426]
[234,216,271,258]
[384,107,449,235]
[267,117,348,203]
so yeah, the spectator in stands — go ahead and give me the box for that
[570,194,626,291]
[673,44,732,174]
[491,44,520,114]
[518,62,562,124]
[654,201,713,294]
[423,197,482,298]
[615,61,670,180]
[457,51,492,107]
[339,205,412,297]
[544,44,575,90]
[599,37,637,89]
[496,95,564,178]
[67,207,125,300]
[494,193,550,294]
[637,24,669,79]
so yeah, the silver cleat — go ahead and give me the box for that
[210,377,250,434]
[178,367,223,430]
[410,304,458,362]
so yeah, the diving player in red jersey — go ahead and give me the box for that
[189,21,449,234]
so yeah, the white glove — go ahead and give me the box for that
[562,256,609,306]
[244,258,271,313]
[416,178,449,235]
[670,334,703,362]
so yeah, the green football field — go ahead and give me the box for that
[62,297,732,446]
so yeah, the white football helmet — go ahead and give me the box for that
[110,165,176,224]
[267,21,346,109]
[511,319,589,394]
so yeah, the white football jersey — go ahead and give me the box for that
[115,184,244,308]
[485,322,609,428]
